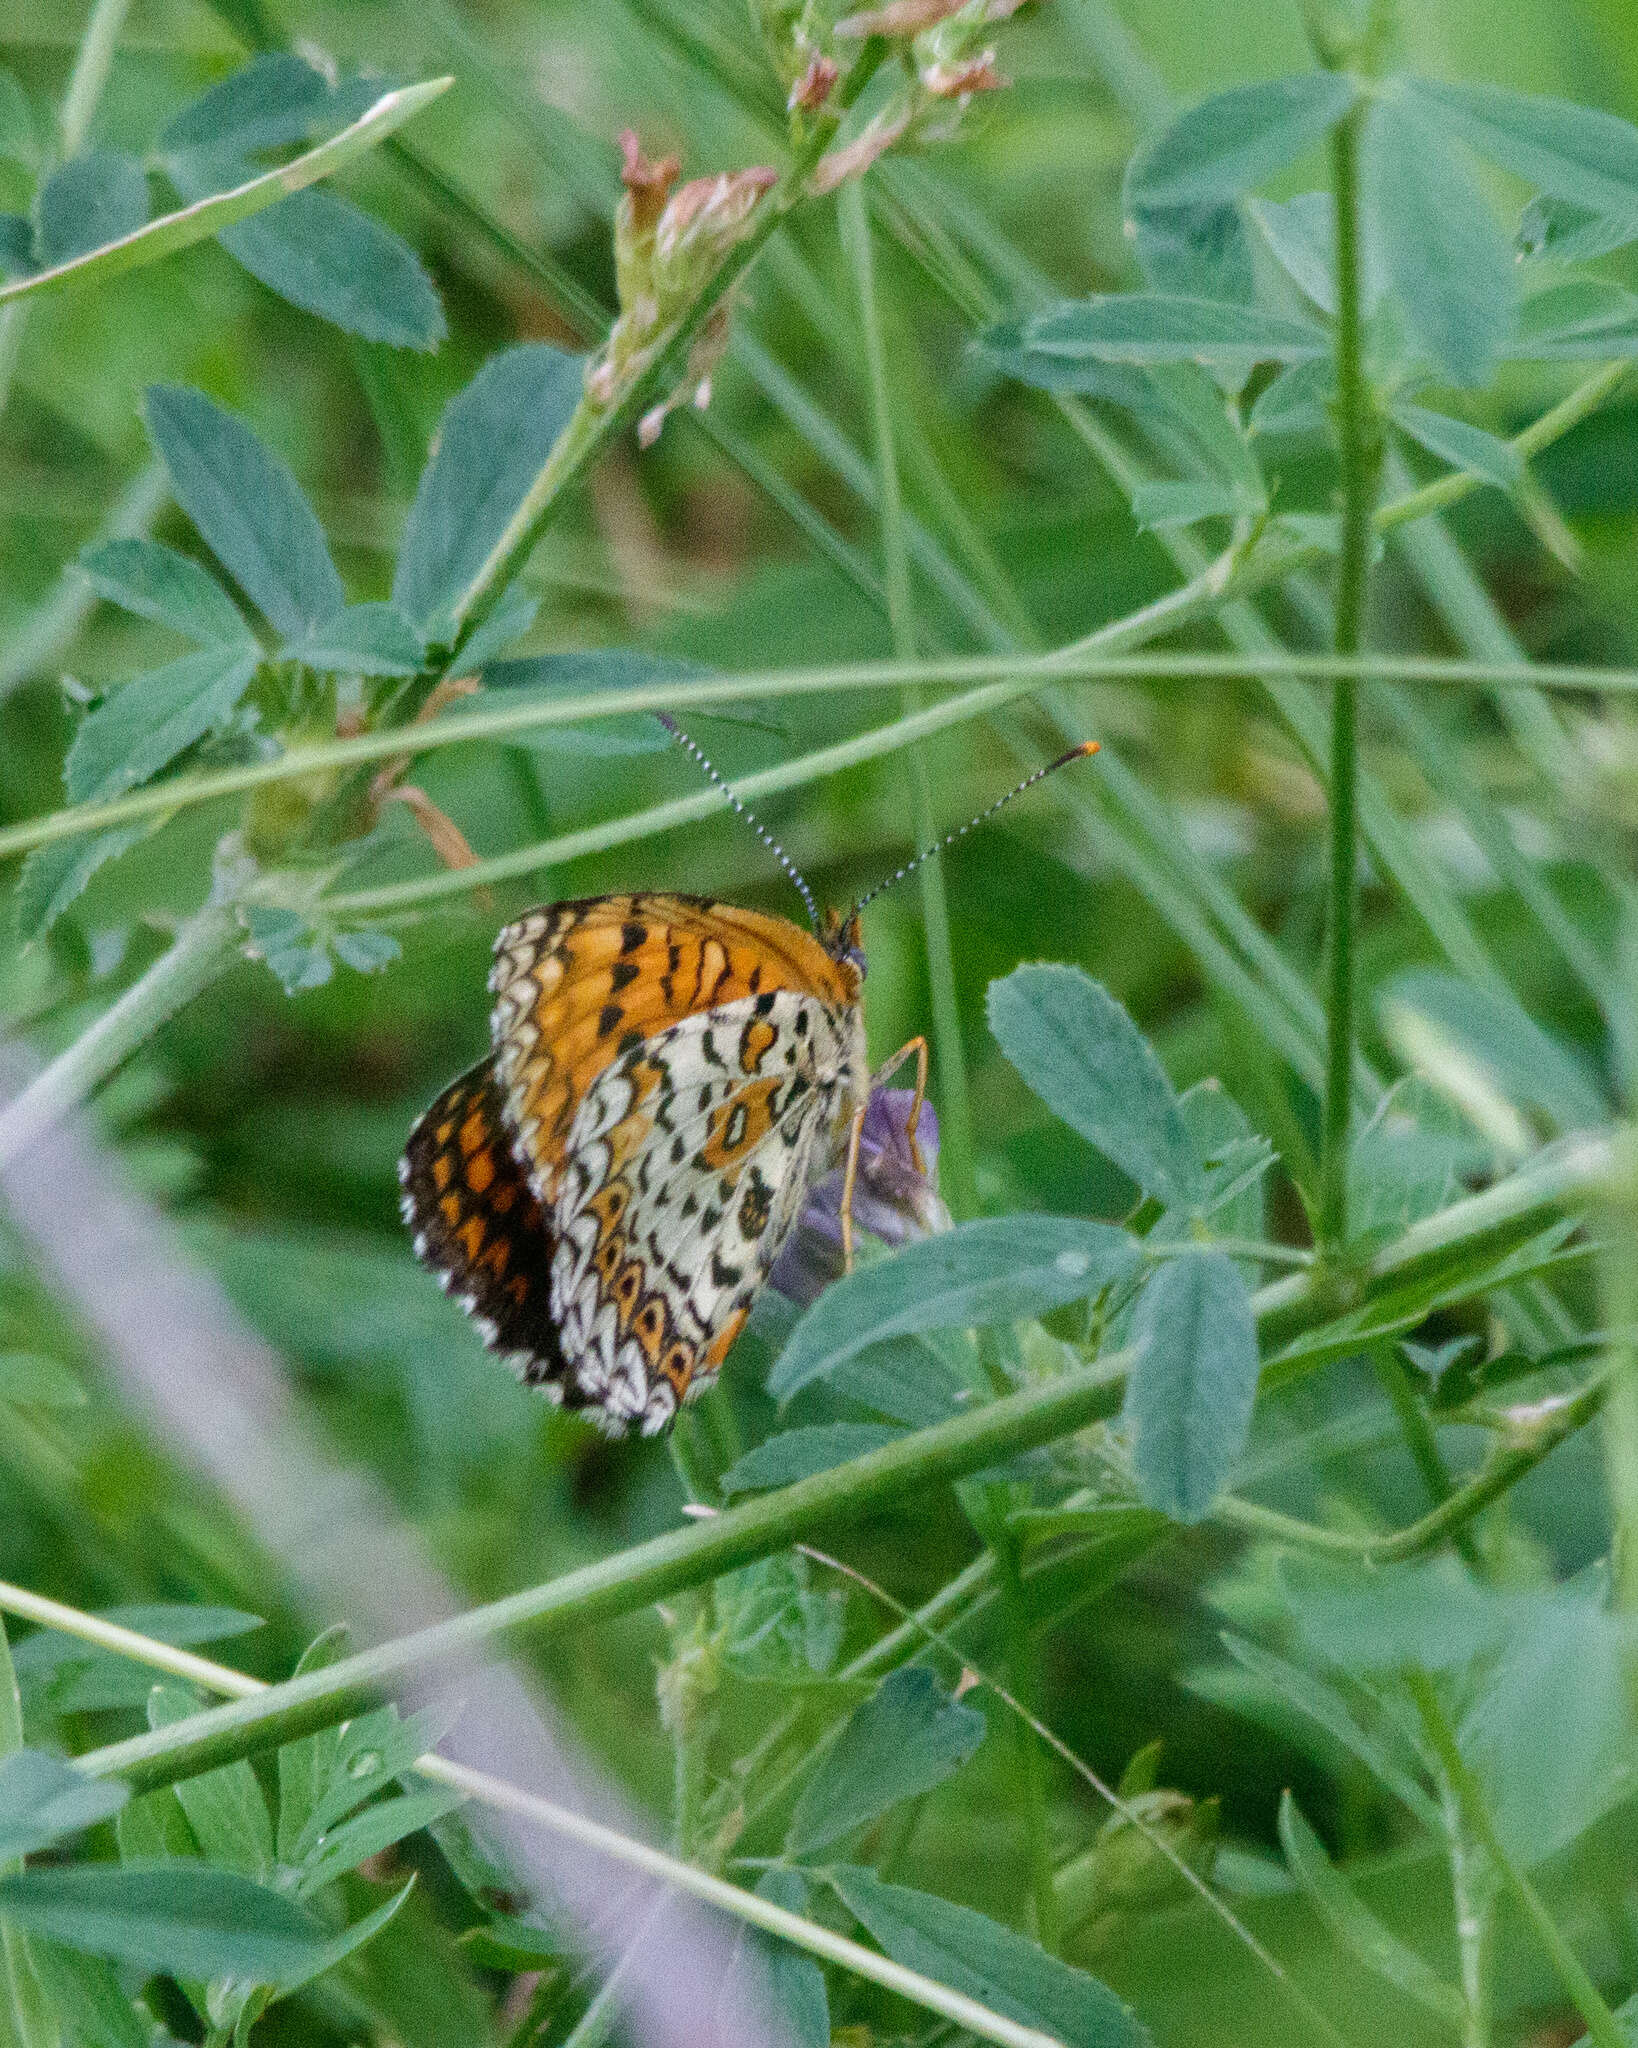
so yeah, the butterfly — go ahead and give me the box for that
[400,736,1096,1435]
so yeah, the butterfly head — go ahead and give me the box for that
[820,905,867,983]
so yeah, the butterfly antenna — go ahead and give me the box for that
[851,740,1101,916]
[656,712,822,931]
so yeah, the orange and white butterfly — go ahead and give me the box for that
[400,737,1096,1434]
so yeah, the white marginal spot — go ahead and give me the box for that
[1055,1248,1093,1279]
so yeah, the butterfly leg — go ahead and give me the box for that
[870,1035,929,1174]
[838,1100,868,1274]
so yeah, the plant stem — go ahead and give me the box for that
[58,0,134,158]
[1407,1673,1627,2048]
[1211,1371,1607,1562]
[0,903,240,1169]
[1371,1344,1483,1569]
[74,1358,1134,1794]
[842,178,978,1219]
[1318,97,1382,1254]
[16,639,1638,873]
[0,1589,1056,2048]
[1600,1137,1638,1612]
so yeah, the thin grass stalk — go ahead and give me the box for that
[1600,1136,1638,1612]
[841,178,978,1219]
[1408,1673,1627,2048]
[1317,97,1381,1253]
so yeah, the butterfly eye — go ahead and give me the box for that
[845,942,868,981]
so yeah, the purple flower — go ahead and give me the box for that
[770,1087,950,1305]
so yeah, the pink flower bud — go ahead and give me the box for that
[788,53,840,111]
[921,50,1005,96]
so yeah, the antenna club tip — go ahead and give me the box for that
[1075,739,1101,758]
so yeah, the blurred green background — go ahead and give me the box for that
[2,2,1637,2042]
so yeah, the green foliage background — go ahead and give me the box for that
[1,0,1638,2043]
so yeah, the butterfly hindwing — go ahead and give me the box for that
[547,991,859,1433]
[398,1057,570,1394]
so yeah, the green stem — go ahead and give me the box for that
[58,0,134,158]
[0,1589,1055,2048]
[842,178,977,1219]
[1318,97,1383,1254]
[1211,1372,1607,1562]
[16,638,1638,873]
[1600,1140,1638,1612]
[74,1358,1134,1794]
[0,903,240,1168]
[1407,1673,1627,2048]
[1371,1344,1483,1569]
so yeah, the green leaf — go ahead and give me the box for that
[148,1683,273,1881]
[1214,1634,1440,1827]
[162,53,378,156]
[827,1335,965,1427]
[0,1863,387,1989]
[769,1216,1138,1403]
[1404,79,1638,228]
[297,1787,463,1895]
[0,1353,86,1409]
[294,1702,448,1860]
[0,80,451,312]
[79,538,254,648]
[716,1555,843,1683]
[1363,94,1516,388]
[1379,967,1608,1136]
[1518,193,1638,263]
[286,600,425,675]
[1172,1081,1272,1243]
[828,1866,1152,2048]
[22,822,154,946]
[331,928,401,974]
[1277,1792,1464,2021]
[242,907,334,996]
[1510,279,1638,358]
[0,211,34,279]
[392,345,585,644]
[275,1626,349,1866]
[1142,361,1267,499]
[1127,199,1256,304]
[0,1752,128,1865]
[1129,479,1244,530]
[1003,295,1328,373]
[1124,1250,1258,1524]
[788,1669,985,1856]
[1251,192,1385,317]
[729,1869,830,2048]
[721,1424,904,1497]
[1126,73,1358,208]
[143,385,343,638]
[447,587,538,672]
[1249,356,1334,436]
[987,963,1204,1209]
[1390,403,1522,492]
[35,152,147,266]
[63,645,259,804]
[203,180,446,350]
[973,319,1156,407]
[1283,1556,1527,1673]
[23,1940,151,2048]
[0,68,35,172]
[1347,1077,1481,1240]
[16,1608,262,1716]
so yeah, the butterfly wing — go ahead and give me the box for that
[487,892,860,1209]
[549,989,861,1433]
[398,1058,571,1394]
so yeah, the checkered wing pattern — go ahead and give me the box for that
[403,892,867,1434]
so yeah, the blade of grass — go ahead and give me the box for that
[842,177,978,1220]
[0,79,455,308]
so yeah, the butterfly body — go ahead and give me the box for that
[400,892,868,1434]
